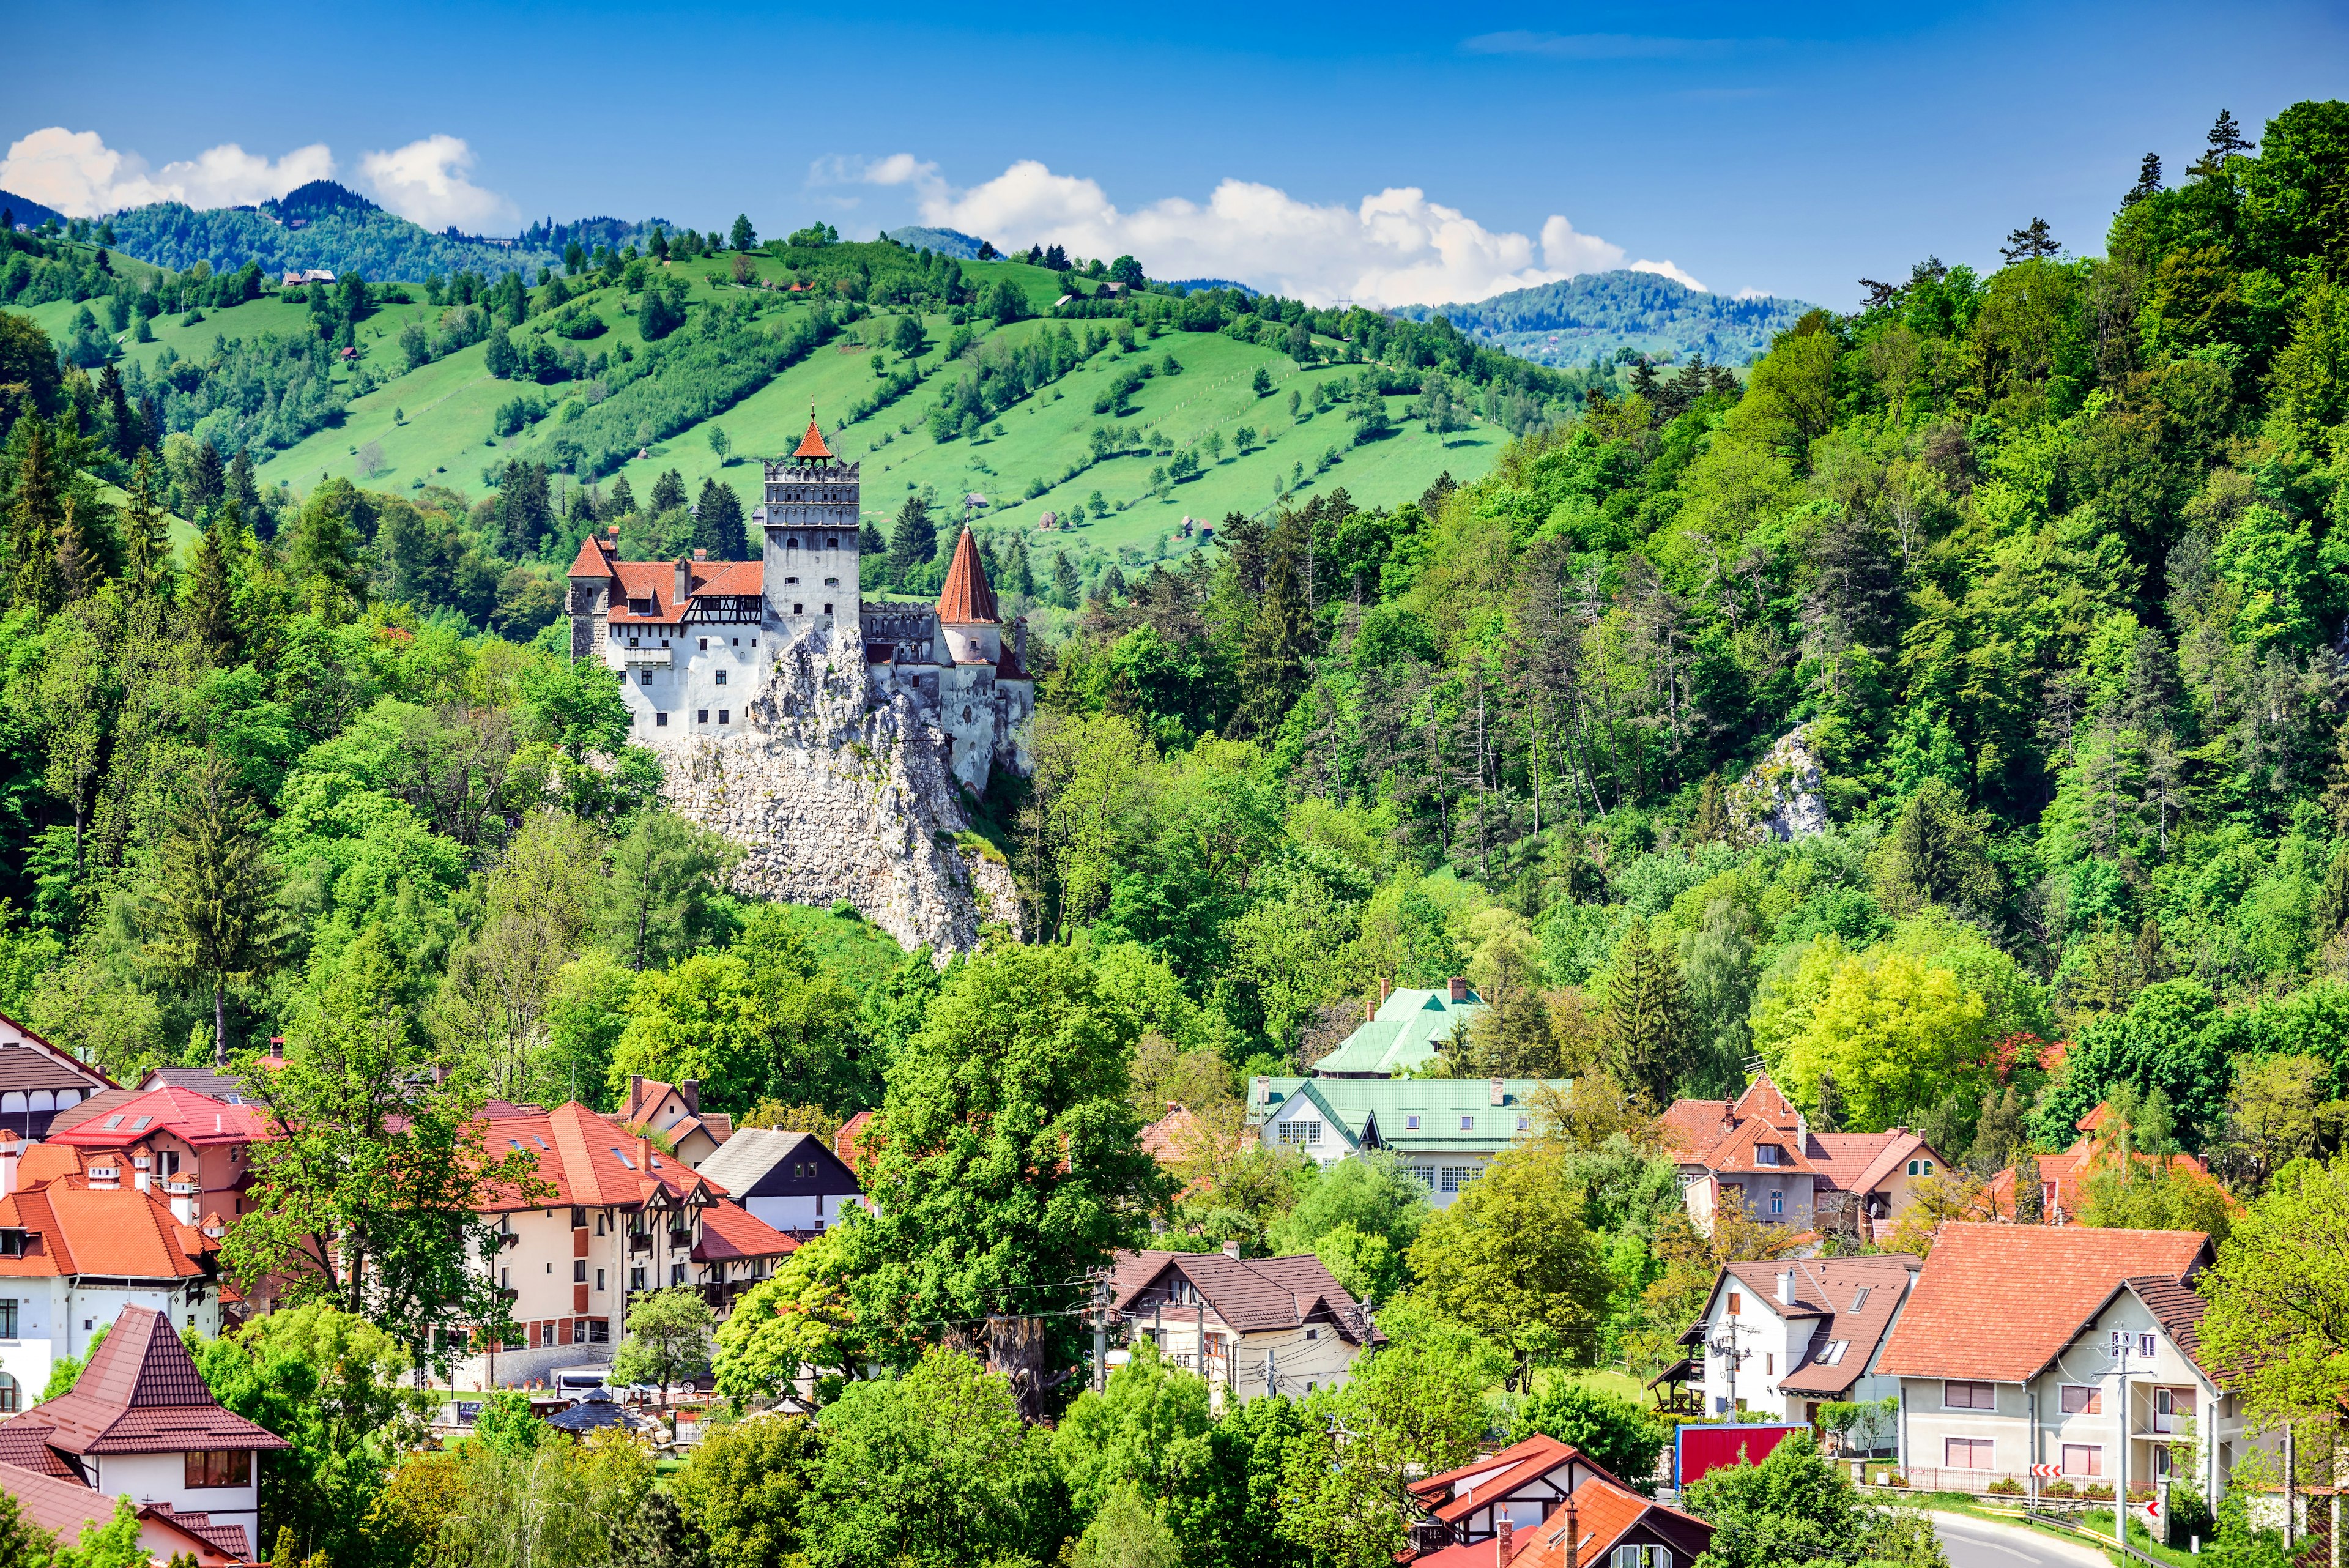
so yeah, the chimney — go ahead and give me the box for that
[269,1035,284,1062]
[130,1148,154,1192]
[631,1074,645,1114]
[167,1177,199,1226]
[1490,1077,1505,1106]
[1777,1268,1796,1306]
[1562,1496,1579,1568]
[607,525,619,539]
[88,1159,120,1190]
[1380,978,1392,1005]
[1499,1520,1514,1564]
[675,559,691,602]
[1252,1076,1269,1105]
[680,1080,700,1115]
[0,1131,17,1198]
[694,548,708,561]
[1222,1240,1242,1258]
[1448,976,1468,1003]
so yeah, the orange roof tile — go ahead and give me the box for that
[567,533,616,578]
[793,417,833,460]
[693,1201,800,1264]
[936,526,998,625]
[49,1086,268,1149]
[1875,1222,2211,1383]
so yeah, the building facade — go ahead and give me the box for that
[1685,1254,1922,1424]
[566,418,1033,792]
[1663,1073,1948,1239]
[1106,1249,1380,1406]
[1245,1076,1567,1208]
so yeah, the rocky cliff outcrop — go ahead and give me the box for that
[1727,725,1829,842]
[659,626,1023,956]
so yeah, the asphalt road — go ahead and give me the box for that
[1931,1510,2113,1568]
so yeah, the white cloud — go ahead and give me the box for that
[1631,258,1708,291]
[877,157,1687,308]
[0,126,333,216]
[1734,285,1771,300]
[358,135,515,231]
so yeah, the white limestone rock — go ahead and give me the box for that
[1727,726,1830,842]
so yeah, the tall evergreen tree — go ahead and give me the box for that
[97,363,135,459]
[1232,527,1310,738]
[693,478,748,559]
[188,439,226,517]
[122,448,171,596]
[1688,772,1731,844]
[605,473,637,519]
[729,214,757,252]
[858,517,886,555]
[1814,1068,1845,1133]
[1602,919,1691,1106]
[1008,534,1033,598]
[1050,549,1079,610]
[888,496,936,582]
[2124,152,2165,206]
[650,468,688,514]
[1999,217,2060,262]
[185,503,240,663]
[54,496,94,604]
[139,754,291,1065]
[7,421,64,614]
[226,447,262,522]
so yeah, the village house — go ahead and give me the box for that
[615,1076,735,1168]
[0,1304,284,1558]
[0,1014,111,1142]
[1310,979,1486,1077]
[47,1083,271,1226]
[0,1458,248,1566]
[1681,1252,1922,1424]
[1873,1222,2249,1509]
[0,1132,224,1411]
[695,1126,865,1237]
[1981,1103,2215,1225]
[1106,1249,1380,1405]
[1401,1433,1717,1567]
[1246,1074,1564,1206]
[447,1101,796,1389]
[1663,1073,1948,1240]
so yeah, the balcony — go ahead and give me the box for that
[668,1229,694,1249]
[628,1233,651,1253]
[620,645,672,667]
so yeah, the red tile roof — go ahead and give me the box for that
[48,1085,268,1148]
[0,1461,245,1563]
[2,1307,288,1456]
[935,526,998,625]
[1411,1434,1586,1521]
[1875,1222,2211,1383]
[0,1183,212,1281]
[1510,1476,1713,1568]
[603,559,766,626]
[835,1110,876,1176]
[792,417,833,460]
[567,532,617,579]
[478,1101,725,1211]
[693,1201,800,1265]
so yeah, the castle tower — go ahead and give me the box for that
[935,525,1001,666]
[759,415,860,636]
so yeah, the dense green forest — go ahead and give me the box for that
[1394,269,1818,368]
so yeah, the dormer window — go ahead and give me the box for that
[1756,1144,1781,1167]
[1907,1158,1935,1176]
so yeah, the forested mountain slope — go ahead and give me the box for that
[1393,269,1818,367]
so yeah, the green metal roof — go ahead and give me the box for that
[1308,987,1485,1076]
[1250,1075,1569,1153]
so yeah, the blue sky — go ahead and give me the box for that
[7,0,2343,308]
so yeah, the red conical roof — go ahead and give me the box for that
[792,417,833,461]
[936,526,999,625]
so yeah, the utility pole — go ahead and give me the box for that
[2112,1332,2132,1554]
[1091,1275,1110,1393]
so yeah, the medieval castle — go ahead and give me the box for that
[565,417,1034,794]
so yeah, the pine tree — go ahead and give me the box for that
[139,754,290,1066]
[1051,549,1079,610]
[1233,544,1308,737]
[7,422,65,615]
[226,447,262,519]
[2124,152,2164,206]
[188,440,226,517]
[888,496,937,582]
[693,478,748,559]
[98,362,135,458]
[122,449,171,595]
[1689,772,1731,844]
[650,468,688,514]
[2317,845,2349,942]
[2014,1150,2044,1225]
[729,214,756,253]
[54,496,94,604]
[2201,109,2255,171]
[1009,534,1034,598]
[606,474,637,518]
[1999,217,2060,263]
[859,518,886,555]
[1602,919,1690,1106]
[185,503,239,663]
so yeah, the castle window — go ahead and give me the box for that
[731,638,739,647]
[785,576,800,585]
[718,710,730,724]
[825,577,839,587]
[788,536,800,549]
[794,603,804,614]
[697,710,709,724]
[823,603,833,615]
[656,713,669,727]
[826,536,838,549]
[715,670,727,685]
[639,671,652,686]
[699,638,708,651]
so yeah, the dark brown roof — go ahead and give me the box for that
[0,1461,243,1562]
[2125,1274,2212,1374]
[42,1086,142,1136]
[1876,1223,2211,1383]
[0,1045,103,1094]
[2,1306,288,1455]
[935,526,998,624]
[0,1424,80,1479]
[1713,1254,1922,1396]
[1107,1250,1379,1342]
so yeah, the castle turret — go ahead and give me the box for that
[936,525,1001,666]
[760,415,860,633]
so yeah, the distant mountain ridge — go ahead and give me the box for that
[1395,270,1816,368]
[884,225,986,259]
[1,188,68,230]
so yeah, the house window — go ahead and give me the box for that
[1944,1380,1995,1410]
[716,669,727,685]
[1945,1438,1995,1470]
[2061,1384,2101,1415]
[1305,1328,1319,1340]
[0,1371,17,1413]
[671,1263,687,1285]
[1765,1353,1773,1375]
[1727,1292,1741,1315]
[596,1214,607,1235]
[630,1266,646,1290]
[1611,1548,1672,1568]
[1907,1159,1935,1176]
[1440,1167,1480,1193]
[1277,1121,1321,1145]
[1458,1115,1474,1131]
[1517,1115,1530,1131]
[596,1269,606,1291]
[1756,1145,1780,1167]
[588,1319,610,1343]
[0,1299,14,1337]
[1770,1191,1784,1214]
[185,1450,253,1488]
[697,709,709,724]
[2062,1444,2103,1477]
[1405,1115,1420,1129]
[718,710,730,724]
[573,1261,587,1283]
[1820,1341,1849,1365]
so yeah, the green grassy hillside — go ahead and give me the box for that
[12,247,1502,573]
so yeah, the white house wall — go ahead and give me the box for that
[87,1451,258,1555]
